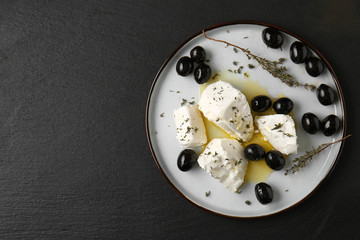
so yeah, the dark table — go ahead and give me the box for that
[0,0,359,239]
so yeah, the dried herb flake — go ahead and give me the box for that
[272,123,283,130]
[181,99,187,106]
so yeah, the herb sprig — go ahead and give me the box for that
[285,134,351,175]
[202,30,316,91]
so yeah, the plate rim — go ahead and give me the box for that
[145,20,347,218]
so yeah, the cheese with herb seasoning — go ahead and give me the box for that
[255,114,298,155]
[173,105,207,148]
[197,138,248,193]
[198,81,254,142]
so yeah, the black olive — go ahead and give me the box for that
[290,41,308,64]
[255,182,273,204]
[272,98,294,114]
[262,28,284,49]
[265,151,285,170]
[316,84,335,106]
[176,56,194,76]
[302,112,321,134]
[177,149,198,171]
[305,57,324,77]
[244,144,265,161]
[321,115,340,136]
[251,95,272,112]
[190,46,206,63]
[194,63,211,84]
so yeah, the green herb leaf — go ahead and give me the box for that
[272,123,283,130]
[283,133,293,138]
[181,99,187,106]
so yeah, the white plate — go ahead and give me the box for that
[146,21,346,218]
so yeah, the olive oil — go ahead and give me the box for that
[243,132,273,183]
[203,117,231,140]
[199,71,287,183]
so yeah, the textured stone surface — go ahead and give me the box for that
[0,0,358,239]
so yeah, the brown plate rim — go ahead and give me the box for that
[145,20,347,219]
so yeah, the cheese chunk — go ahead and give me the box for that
[173,105,207,148]
[198,138,248,192]
[255,114,298,155]
[198,81,254,142]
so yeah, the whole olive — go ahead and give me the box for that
[265,150,285,170]
[255,182,273,204]
[317,84,335,106]
[251,95,272,112]
[302,112,321,134]
[262,28,284,49]
[190,46,206,63]
[194,63,211,84]
[176,56,194,76]
[273,97,294,114]
[321,115,340,136]
[290,41,308,64]
[177,149,198,171]
[244,144,265,161]
[305,57,324,77]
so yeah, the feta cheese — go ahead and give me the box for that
[198,138,248,192]
[198,81,254,142]
[173,105,207,148]
[255,114,298,155]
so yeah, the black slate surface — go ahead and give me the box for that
[0,0,359,239]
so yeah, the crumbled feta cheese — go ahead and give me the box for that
[173,105,207,148]
[255,114,298,155]
[198,138,248,192]
[198,81,254,142]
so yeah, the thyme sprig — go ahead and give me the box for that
[285,134,351,175]
[202,30,316,91]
